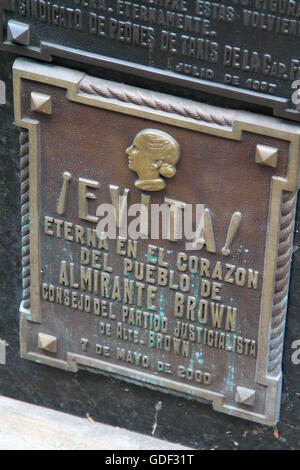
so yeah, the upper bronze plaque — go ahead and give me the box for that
[2,0,300,121]
[14,58,299,425]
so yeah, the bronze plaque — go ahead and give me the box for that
[2,0,300,121]
[15,58,299,425]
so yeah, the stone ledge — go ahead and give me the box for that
[0,396,190,450]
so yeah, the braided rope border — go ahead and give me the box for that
[268,191,297,375]
[79,79,233,128]
[20,130,30,310]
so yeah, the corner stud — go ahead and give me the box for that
[255,144,278,168]
[38,333,57,353]
[235,386,256,407]
[31,92,52,115]
[7,20,30,46]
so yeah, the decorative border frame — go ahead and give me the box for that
[14,58,300,425]
[1,1,300,122]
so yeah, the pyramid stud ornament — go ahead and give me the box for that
[235,386,256,407]
[31,92,52,115]
[38,333,57,353]
[7,20,30,46]
[255,144,279,168]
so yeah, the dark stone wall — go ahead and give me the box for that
[0,52,299,450]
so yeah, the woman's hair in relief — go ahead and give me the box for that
[137,129,180,178]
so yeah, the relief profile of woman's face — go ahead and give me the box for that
[125,129,180,192]
[126,133,147,175]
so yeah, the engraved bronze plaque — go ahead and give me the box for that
[2,0,300,121]
[15,58,300,425]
